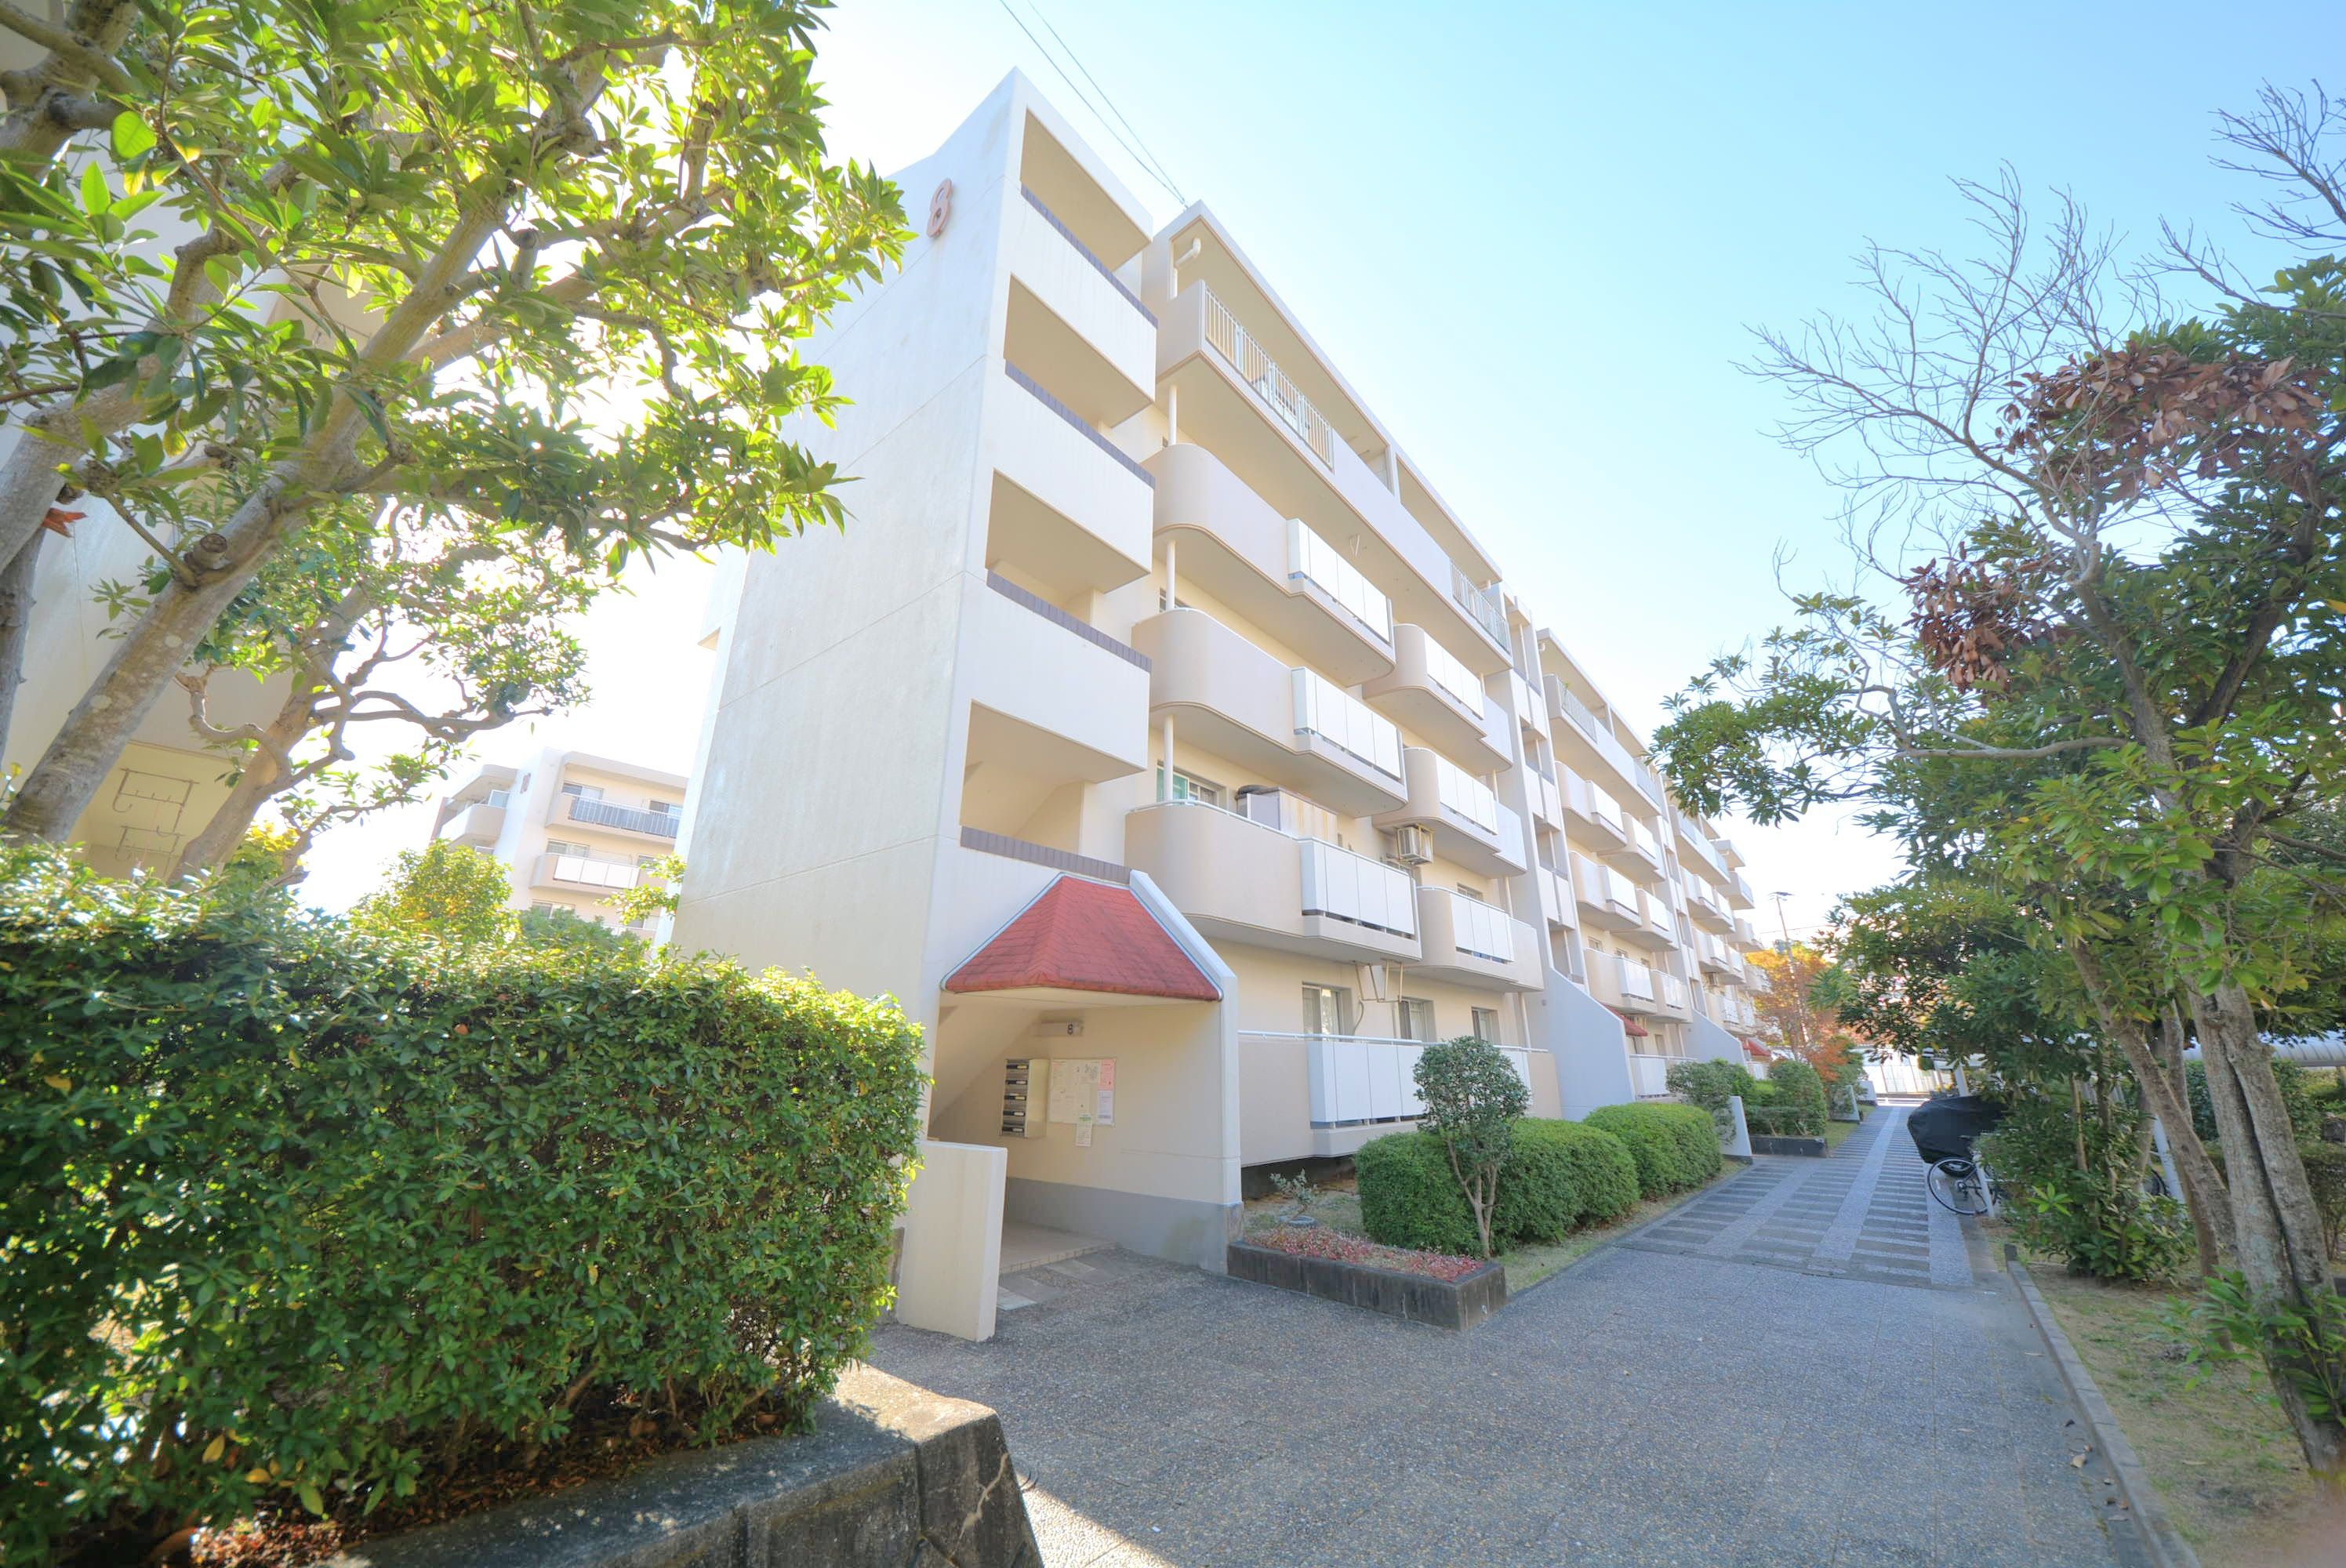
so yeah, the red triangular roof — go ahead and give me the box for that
[1743,1038,1772,1061]
[1605,1005,1651,1038]
[944,877,1221,1002]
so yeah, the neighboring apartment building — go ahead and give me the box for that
[674,74,1775,1338]
[429,747,687,932]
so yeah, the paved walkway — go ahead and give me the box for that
[870,1108,2140,1567]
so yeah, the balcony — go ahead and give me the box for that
[1155,281,1509,676]
[1627,1052,1677,1100]
[1656,971,1693,1016]
[1413,887,1542,990]
[1132,608,1405,814]
[1526,766,1563,832]
[1626,887,1679,948]
[1587,949,1661,1015]
[984,365,1153,597]
[1534,862,1574,929]
[1727,869,1757,910]
[1002,193,1153,423]
[1570,851,1643,931]
[436,793,508,847]
[1559,766,1629,849]
[1147,442,1393,684]
[1286,1033,1538,1127]
[1599,811,1667,880]
[1373,747,1526,877]
[1545,676,1665,809]
[1674,810,1731,881]
[534,850,648,893]
[1452,565,1508,648]
[964,575,1151,781]
[1686,877,1734,934]
[557,794,681,841]
[1362,623,1508,773]
[1697,931,1740,979]
[1125,799,1419,964]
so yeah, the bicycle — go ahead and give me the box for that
[1927,1154,2002,1217]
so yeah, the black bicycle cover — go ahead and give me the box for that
[1907,1094,2006,1165]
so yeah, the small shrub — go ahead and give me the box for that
[1584,1104,1697,1197]
[1656,1102,1724,1185]
[1978,1095,2188,1282]
[0,848,924,1566]
[1357,1131,1480,1254]
[1756,1060,1829,1138]
[2302,1141,2346,1260]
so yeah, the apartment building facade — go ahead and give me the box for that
[430,747,687,932]
[674,75,1774,1337]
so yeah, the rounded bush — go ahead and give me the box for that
[1760,1060,1830,1137]
[0,850,924,1565]
[1654,1102,1723,1185]
[1356,1130,1480,1254]
[1538,1117,1640,1227]
[1583,1103,1691,1196]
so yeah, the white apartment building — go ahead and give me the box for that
[674,75,1773,1338]
[430,747,686,932]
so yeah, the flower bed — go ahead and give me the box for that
[1244,1218,1484,1281]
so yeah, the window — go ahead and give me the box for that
[561,782,604,800]
[545,840,589,856]
[1155,766,1225,808]
[1470,1007,1499,1044]
[528,900,561,915]
[648,800,680,818]
[1302,984,1349,1036]
[1457,883,1485,900]
[1396,997,1435,1043]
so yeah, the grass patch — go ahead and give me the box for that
[1823,1115,1864,1151]
[2026,1266,2342,1568]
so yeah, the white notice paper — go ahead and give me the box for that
[1095,1059,1115,1126]
[1046,1058,1099,1124]
[1074,1121,1093,1147]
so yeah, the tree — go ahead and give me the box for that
[607,851,681,930]
[0,0,906,844]
[1654,87,2346,1471]
[1411,1036,1531,1258]
[1745,941,1865,1087]
[349,840,511,945]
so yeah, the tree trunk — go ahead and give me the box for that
[0,0,140,163]
[165,739,284,879]
[2156,1005,2224,1282]
[0,529,42,760]
[2191,983,2346,1475]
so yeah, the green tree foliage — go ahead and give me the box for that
[1979,1095,2192,1281]
[0,845,924,1564]
[0,0,909,849]
[1651,89,2346,1472]
[1665,1058,1763,1113]
[1750,1060,1829,1138]
[608,851,684,929]
[348,840,513,945]
[1411,1037,1532,1257]
[516,903,639,955]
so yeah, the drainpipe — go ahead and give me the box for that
[1167,382,1178,446]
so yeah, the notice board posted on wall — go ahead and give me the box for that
[1046,1058,1115,1146]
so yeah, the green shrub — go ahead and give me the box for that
[0,849,924,1566]
[1358,1119,1643,1253]
[1752,1060,1828,1137]
[1356,1129,1480,1254]
[1493,1118,1642,1240]
[1412,1036,1534,1255]
[2302,1141,2346,1261]
[1582,1103,1708,1196]
[1655,1102,1724,1186]
[1665,1058,1760,1112]
[1977,1094,2188,1282]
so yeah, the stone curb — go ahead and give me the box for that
[2006,1258,2201,1568]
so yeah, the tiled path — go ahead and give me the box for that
[870,1108,2140,1567]
[1619,1107,1973,1289]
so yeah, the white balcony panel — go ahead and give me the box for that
[1362,622,1509,773]
[1288,517,1392,644]
[1124,800,1419,964]
[1300,836,1419,938]
[1293,667,1402,779]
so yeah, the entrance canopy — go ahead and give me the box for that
[945,874,1222,1006]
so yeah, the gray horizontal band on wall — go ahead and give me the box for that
[1003,361,1156,488]
[985,572,1150,670]
[960,826,1131,885]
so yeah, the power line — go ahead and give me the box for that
[1024,0,1186,205]
[993,0,1186,208]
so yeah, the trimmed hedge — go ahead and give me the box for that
[1752,1059,1828,1138]
[1583,1102,1717,1196]
[0,851,924,1566]
[1658,1102,1725,1186]
[1357,1118,1643,1255]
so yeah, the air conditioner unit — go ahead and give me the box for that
[1390,824,1433,864]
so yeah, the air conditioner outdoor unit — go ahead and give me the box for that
[1390,824,1433,865]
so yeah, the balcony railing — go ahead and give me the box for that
[1444,891,1518,965]
[986,572,1150,670]
[1258,1032,1534,1127]
[1432,751,1498,834]
[1420,630,1487,717]
[1451,564,1507,646]
[1300,836,1418,938]
[1616,953,1658,1003]
[1658,972,1690,1011]
[1628,1053,1673,1099]
[1020,186,1154,323]
[542,851,645,891]
[1287,517,1392,644]
[1004,361,1155,487]
[1293,668,1402,780]
[563,796,681,838]
[1200,287,1335,464]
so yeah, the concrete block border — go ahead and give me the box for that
[2006,1259,2201,1568]
[1226,1240,1505,1330]
[316,1366,1040,1567]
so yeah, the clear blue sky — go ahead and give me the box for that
[301,0,2340,932]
